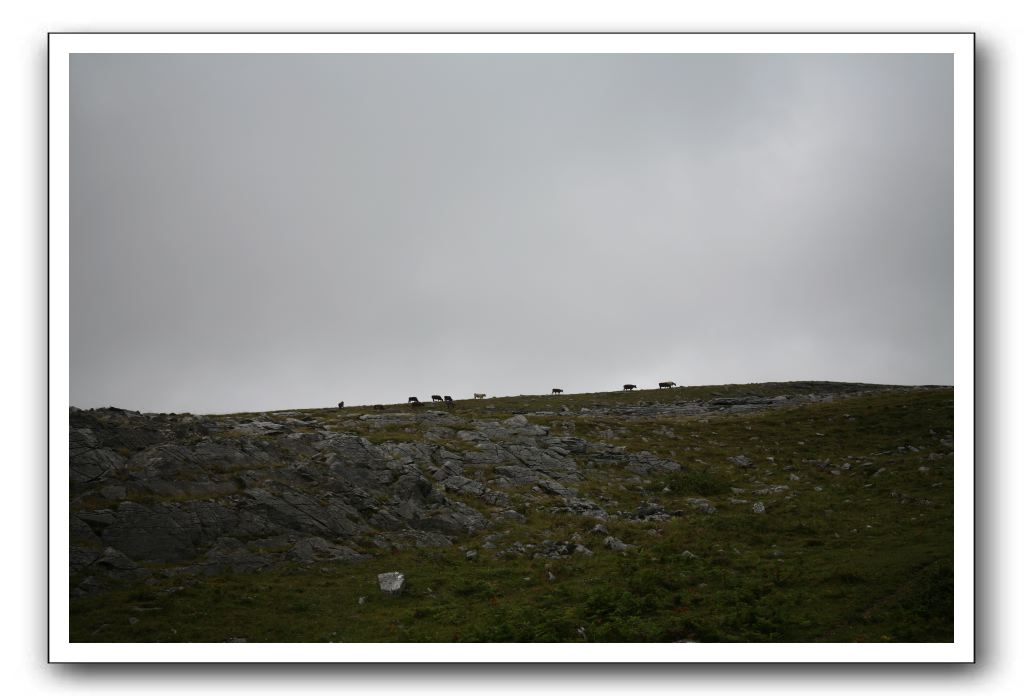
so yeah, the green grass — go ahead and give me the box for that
[70,385,954,642]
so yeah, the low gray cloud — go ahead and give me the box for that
[70,53,953,413]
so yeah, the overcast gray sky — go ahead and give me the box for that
[70,53,953,414]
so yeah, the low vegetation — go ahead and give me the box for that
[70,383,954,642]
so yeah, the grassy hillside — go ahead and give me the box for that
[70,383,954,642]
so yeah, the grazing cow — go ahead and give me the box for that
[474,393,486,400]
[408,396,420,404]
[337,401,344,409]
[552,388,563,395]
[658,381,677,389]
[431,395,443,402]
[373,404,385,411]
[623,384,636,391]
[443,396,454,403]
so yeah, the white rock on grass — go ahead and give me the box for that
[752,502,766,514]
[377,571,406,595]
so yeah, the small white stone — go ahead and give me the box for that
[377,571,406,595]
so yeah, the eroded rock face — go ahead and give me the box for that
[74,403,704,597]
[69,408,498,592]
[68,406,656,591]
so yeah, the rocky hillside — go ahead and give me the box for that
[69,381,955,642]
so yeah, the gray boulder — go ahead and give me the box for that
[603,536,635,553]
[686,498,717,515]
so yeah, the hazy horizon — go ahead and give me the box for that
[70,53,953,414]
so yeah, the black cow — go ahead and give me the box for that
[443,396,454,403]
[337,401,344,409]
[623,384,637,391]
[431,395,444,402]
[552,388,563,395]
[658,381,676,389]
[408,396,420,404]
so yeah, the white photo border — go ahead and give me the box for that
[49,31,974,663]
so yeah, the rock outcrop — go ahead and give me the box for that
[69,382,931,596]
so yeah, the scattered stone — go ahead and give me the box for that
[752,501,766,514]
[634,502,667,519]
[681,550,697,560]
[728,455,753,468]
[603,536,635,552]
[686,498,717,515]
[591,523,609,536]
[358,596,366,605]
[465,549,478,561]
